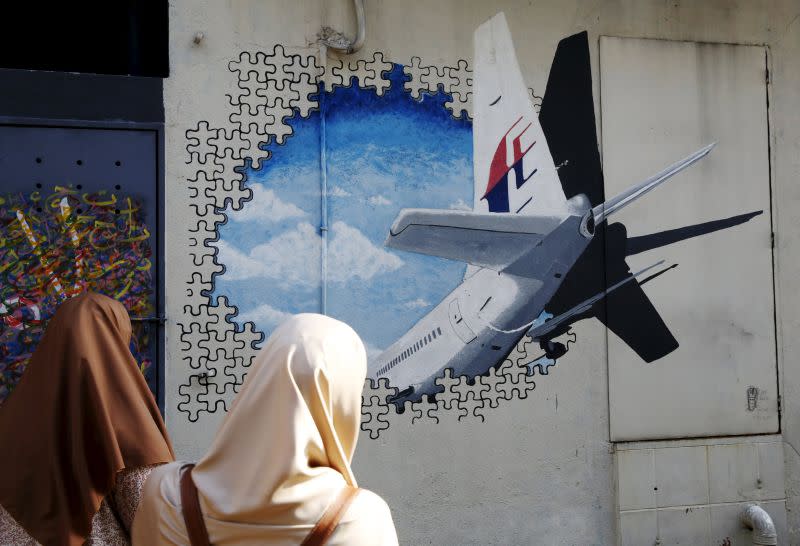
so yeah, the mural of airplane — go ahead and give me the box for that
[367,12,729,405]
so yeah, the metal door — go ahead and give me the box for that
[600,37,776,440]
[0,123,161,403]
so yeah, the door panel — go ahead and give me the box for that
[0,124,160,402]
[600,37,776,440]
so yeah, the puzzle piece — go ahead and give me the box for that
[445,90,472,120]
[364,376,398,406]
[494,356,537,401]
[196,347,227,375]
[283,49,323,83]
[434,368,466,410]
[179,320,211,367]
[403,56,434,98]
[186,219,219,251]
[186,121,220,165]
[263,44,299,82]
[402,399,422,422]
[222,355,250,391]
[420,65,459,97]
[361,394,391,439]
[187,168,216,197]
[211,127,252,161]
[235,320,266,350]
[358,378,399,439]
[189,203,227,230]
[178,373,212,423]
[205,295,238,326]
[256,78,301,110]
[231,99,295,144]
[458,390,486,422]
[189,252,224,281]
[209,150,249,201]
[228,51,277,83]
[197,379,232,415]
[410,394,440,424]
[184,272,213,311]
[328,52,393,95]
[288,71,322,117]
[476,364,510,410]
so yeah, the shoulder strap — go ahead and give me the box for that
[179,464,212,546]
[300,486,361,546]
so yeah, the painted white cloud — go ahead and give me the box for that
[232,183,306,223]
[248,222,323,287]
[213,223,321,287]
[237,302,291,328]
[404,298,431,309]
[329,186,352,197]
[214,240,269,281]
[368,195,392,206]
[215,221,402,287]
[449,198,472,211]
[328,221,403,283]
[363,341,385,361]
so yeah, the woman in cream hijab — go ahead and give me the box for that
[133,313,399,545]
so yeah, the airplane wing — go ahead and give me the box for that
[526,260,665,339]
[598,272,680,363]
[386,208,563,270]
[473,12,568,217]
[592,143,715,224]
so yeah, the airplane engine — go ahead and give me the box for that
[567,193,595,239]
[580,210,595,238]
[540,339,568,360]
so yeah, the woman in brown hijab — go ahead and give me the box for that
[0,291,175,546]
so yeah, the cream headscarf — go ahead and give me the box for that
[132,313,398,546]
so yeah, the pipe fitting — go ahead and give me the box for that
[318,0,365,54]
[740,504,777,545]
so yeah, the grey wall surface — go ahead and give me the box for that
[164,1,800,543]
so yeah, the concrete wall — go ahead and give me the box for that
[164,1,800,543]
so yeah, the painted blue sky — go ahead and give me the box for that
[212,65,472,357]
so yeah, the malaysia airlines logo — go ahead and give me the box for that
[482,115,538,213]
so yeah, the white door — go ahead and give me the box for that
[600,36,777,441]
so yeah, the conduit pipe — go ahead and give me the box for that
[318,44,329,315]
[316,0,365,314]
[740,504,778,545]
[318,0,366,54]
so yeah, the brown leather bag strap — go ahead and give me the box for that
[300,486,361,546]
[179,464,212,546]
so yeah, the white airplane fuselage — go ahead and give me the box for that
[370,206,593,403]
[367,11,715,405]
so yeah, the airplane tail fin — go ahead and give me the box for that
[593,143,715,224]
[472,12,568,217]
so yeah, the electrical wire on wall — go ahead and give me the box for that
[317,0,366,315]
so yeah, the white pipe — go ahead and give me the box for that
[740,504,778,545]
[319,0,366,54]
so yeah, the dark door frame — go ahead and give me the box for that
[0,70,166,413]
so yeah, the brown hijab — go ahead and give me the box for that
[0,291,174,546]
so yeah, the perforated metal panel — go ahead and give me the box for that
[0,124,161,401]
